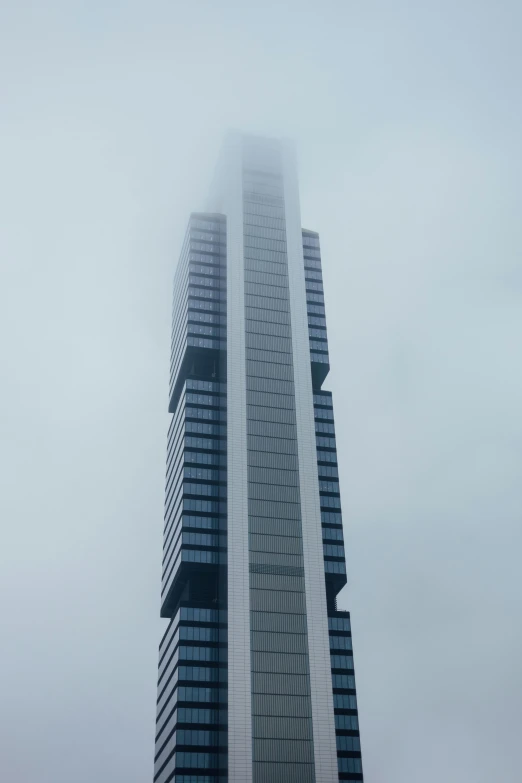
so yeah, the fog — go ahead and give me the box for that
[1,2,521,781]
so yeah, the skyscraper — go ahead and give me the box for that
[154,134,364,783]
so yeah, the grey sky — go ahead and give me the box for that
[1,1,521,781]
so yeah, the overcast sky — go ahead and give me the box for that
[1,1,521,781]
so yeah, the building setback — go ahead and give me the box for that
[153,134,364,783]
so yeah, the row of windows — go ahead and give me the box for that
[317,450,338,464]
[185,438,226,453]
[188,252,225,266]
[329,616,351,631]
[305,269,322,281]
[322,511,342,525]
[186,379,226,394]
[189,264,222,277]
[243,224,286,242]
[176,730,227,747]
[186,337,224,352]
[307,292,324,305]
[177,687,226,704]
[336,735,361,752]
[320,496,341,509]
[174,752,225,769]
[186,311,224,325]
[190,219,225,233]
[332,674,356,690]
[307,303,325,315]
[323,527,344,541]
[334,694,358,710]
[301,234,320,248]
[190,242,223,255]
[179,626,220,642]
[187,299,223,313]
[243,200,285,220]
[316,436,336,450]
[302,246,321,258]
[182,532,221,548]
[338,757,362,773]
[309,327,327,339]
[185,393,223,408]
[179,646,221,663]
[184,467,223,482]
[189,275,223,289]
[335,714,359,731]
[187,325,223,339]
[315,408,333,422]
[183,483,220,498]
[244,235,287,253]
[188,288,224,302]
[184,453,223,468]
[330,654,354,670]
[186,408,223,423]
[306,281,323,293]
[316,422,335,434]
[190,231,225,244]
[319,480,340,493]
[308,315,326,327]
[324,560,346,574]
[330,635,353,650]
[186,422,226,436]
[181,515,221,530]
[179,608,221,623]
[183,499,226,515]
[309,339,328,353]
[304,258,322,270]
[178,666,224,683]
[181,549,221,565]
[318,464,338,478]
[323,544,345,558]
[177,708,226,725]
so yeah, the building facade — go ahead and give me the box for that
[154,135,364,783]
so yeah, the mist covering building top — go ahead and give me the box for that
[153,133,364,782]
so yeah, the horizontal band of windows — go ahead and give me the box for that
[186,379,226,394]
[245,306,290,325]
[320,496,342,509]
[243,225,286,242]
[338,757,362,773]
[188,287,225,301]
[249,532,302,555]
[182,483,225,499]
[175,729,227,747]
[251,630,308,654]
[190,230,226,245]
[308,315,327,327]
[330,636,353,653]
[186,422,226,436]
[335,713,359,731]
[248,466,299,486]
[184,467,225,482]
[243,213,285,230]
[251,651,309,677]
[185,407,225,423]
[319,479,339,492]
[311,352,329,364]
[245,319,291,339]
[308,327,327,341]
[246,333,293,353]
[183,499,227,514]
[246,348,292,367]
[321,512,343,527]
[307,303,325,315]
[246,391,295,410]
[249,561,304,576]
[247,420,296,440]
[252,693,312,719]
[304,259,322,271]
[179,646,225,663]
[315,420,335,434]
[243,200,285,219]
[182,531,224,548]
[244,236,287,253]
[248,483,300,504]
[185,437,226,452]
[186,311,225,327]
[189,275,224,289]
[184,453,224,469]
[331,654,354,670]
[305,281,324,293]
[250,572,305,593]
[324,560,346,575]
[245,295,289,313]
[187,325,223,340]
[246,360,294,382]
[248,498,300,519]
[316,435,337,449]
[252,736,313,763]
[249,589,306,616]
[304,269,323,281]
[244,282,289,301]
[252,715,312,741]
[250,612,307,634]
[318,464,338,478]
[189,241,224,255]
[178,707,227,725]
[246,376,294,395]
[309,339,328,352]
[249,516,302,537]
[248,451,298,471]
[333,674,356,690]
[317,451,338,464]
[301,246,321,258]
[245,259,288,277]
[247,436,298,456]
[245,271,289,290]
[185,393,224,409]
[243,247,287,263]
[322,527,344,542]
[187,300,225,315]
[178,666,227,684]
[177,687,227,704]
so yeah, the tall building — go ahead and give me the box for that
[154,134,364,783]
